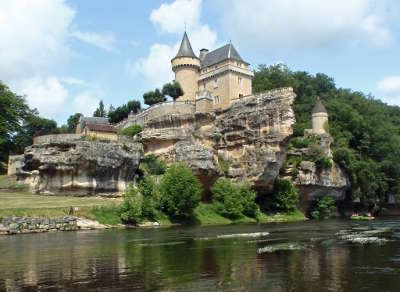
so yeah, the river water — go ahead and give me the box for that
[1,219,400,291]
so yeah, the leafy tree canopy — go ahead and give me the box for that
[162,82,184,101]
[93,100,107,117]
[108,100,141,124]
[143,89,166,106]
[253,64,400,203]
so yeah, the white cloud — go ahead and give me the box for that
[376,76,400,105]
[15,77,68,118]
[131,0,218,87]
[0,0,75,81]
[150,0,201,34]
[71,30,116,51]
[0,0,112,122]
[220,0,393,50]
[72,91,100,117]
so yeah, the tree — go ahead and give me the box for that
[108,100,141,124]
[93,100,106,117]
[210,178,259,219]
[159,163,202,218]
[162,82,184,101]
[0,82,29,172]
[273,178,299,212]
[143,89,166,106]
[67,113,83,132]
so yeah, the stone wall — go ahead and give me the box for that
[7,155,24,176]
[0,216,78,235]
[33,134,83,145]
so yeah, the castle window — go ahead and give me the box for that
[214,79,218,88]
[214,96,220,104]
[238,76,242,87]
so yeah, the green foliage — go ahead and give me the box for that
[217,155,231,176]
[253,64,400,202]
[211,178,259,219]
[273,178,299,212]
[143,88,166,106]
[141,154,167,175]
[91,205,122,225]
[93,100,107,117]
[108,100,141,124]
[307,143,332,170]
[162,81,184,101]
[290,137,309,148]
[120,185,143,224]
[67,113,83,132]
[120,124,142,137]
[138,176,160,221]
[310,196,335,219]
[159,163,202,218]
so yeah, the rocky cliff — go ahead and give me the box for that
[140,88,296,194]
[18,137,142,196]
[14,87,349,202]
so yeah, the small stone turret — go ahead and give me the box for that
[171,32,200,101]
[312,97,328,134]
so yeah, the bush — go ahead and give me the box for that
[307,143,332,170]
[211,178,259,219]
[310,196,335,219]
[217,155,231,176]
[291,137,309,148]
[211,178,243,218]
[159,163,202,218]
[138,176,160,221]
[141,154,167,175]
[120,124,142,137]
[120,185,143,224]
[273,178,299,212]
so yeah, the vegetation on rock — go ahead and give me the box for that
[253,64,400,204]
[120,124,142,137]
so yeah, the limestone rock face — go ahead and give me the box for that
[294,160,349,201]
[139,88,296,192]
[20,140,142,195]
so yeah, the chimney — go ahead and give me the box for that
[199,48,208,61]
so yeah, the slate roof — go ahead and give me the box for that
[86,123,117,133]
[79,117,109,130]
[201,43,246,68]
[312,97,327,114]
[175,32,197,59]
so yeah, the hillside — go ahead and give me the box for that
[253,64,400,204]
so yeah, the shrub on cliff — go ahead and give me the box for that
[272,178,299,212]
[211,178,259,219]
[120,124,142,137]
[141,154,167,175]
[159,163,202,218]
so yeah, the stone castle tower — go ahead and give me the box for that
[312,97,328,134]
[171,32,254,108]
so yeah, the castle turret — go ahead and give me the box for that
[171,32,200,101]
[312,97,328,134]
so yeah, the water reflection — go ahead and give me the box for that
[0,220,400,291]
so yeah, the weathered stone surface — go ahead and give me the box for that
[140,88,296,192]
[19,140,142,195]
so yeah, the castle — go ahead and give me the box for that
[172,32,254,109]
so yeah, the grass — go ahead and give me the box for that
[0,175,27,191]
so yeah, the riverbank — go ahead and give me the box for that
[0,175,306,234]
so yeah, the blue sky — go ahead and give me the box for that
[1,0,400,124]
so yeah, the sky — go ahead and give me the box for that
[1,0,400,124]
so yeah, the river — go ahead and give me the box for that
[1,219,400,291]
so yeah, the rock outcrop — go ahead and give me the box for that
[139,88,296,193]
[19,138,142,195]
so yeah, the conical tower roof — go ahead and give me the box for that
[175,32,197,58]
[312,97,327,114]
